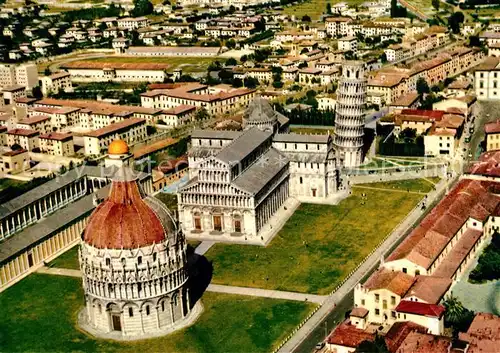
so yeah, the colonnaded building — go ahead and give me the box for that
[177,93,365,244]
[78,140,201,339]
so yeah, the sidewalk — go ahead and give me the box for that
[207,284,327,304]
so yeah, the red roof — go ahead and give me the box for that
[327,320,375,348]
[40,132,73,141]
[83,176,166,249]
[485,121,500,134]
[401,109,445,120]
[7,128,39,137]
[395,300,445,318]
[384,321,428,353]
[84,118,145,138]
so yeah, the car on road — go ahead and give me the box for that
[315,342,325,351]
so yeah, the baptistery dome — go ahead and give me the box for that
[83,169,174,249]
[78,156,200,340]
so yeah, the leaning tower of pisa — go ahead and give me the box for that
[333,61,367,168]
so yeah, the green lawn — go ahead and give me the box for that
[354,178,435,193]
[0,273,314,353]
[282,0,366,20]
[49,245,80,270]
[86,56,218,73]
[205,185,423,295]
[358,157,396,169]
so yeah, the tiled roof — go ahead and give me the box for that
[62,61,171,71]
[18,115,50,125]
[350,307,369,318]
[84,118,145,138]
[163,104,196,115]
[396,331,451,353]
[432,228,483,278]
[459,313,500,353]
[386,179,500,269]
[485,121,500,134]
[404,276,452,304]
[363,268,415,296]
[39,132,72,141]
[327,320,374,348]
[401,109,445,120]
[7,128,39,137]
[384,321,427,353]
[390,92,420,107]
[395,300,445,318]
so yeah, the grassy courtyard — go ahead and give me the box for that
[86,56,218,73]
[0,274,314,353]
[48,245,80,270]
[353,178,437,194]
[205,183,424,295]
[282,0,366,20]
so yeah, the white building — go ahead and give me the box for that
[40,72,73,96]
[474,56,500,101]
[79,141,198,339]
[0,63,38,90]
[178,98,343,245]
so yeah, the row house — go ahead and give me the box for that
[275,31,315,43]
[6,128,39,151]
[325,17,352,37]
[39,132,74,156]
[83,118,147,156]
[116,17,149,30]
[16,115,51,134]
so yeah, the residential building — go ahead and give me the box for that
[39,132,74,156]
[40,72,72,96]
[485,121,500,152]
[83,118,147,156]
[0,149,29,174]
[6,128,39,151]
[17,115,51,134]
[474,56,500,101]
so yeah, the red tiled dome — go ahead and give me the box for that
[83,178,166,249]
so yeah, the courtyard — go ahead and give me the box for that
[205,180,428,295]
[0,273,314,353]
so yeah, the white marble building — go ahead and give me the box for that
[178,98,344,244]
[79,141,199,339]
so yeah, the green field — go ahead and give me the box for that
[205,184,423,295]
[86,56,218,73]
[358,157,396,169]
[282,0,366,20]
[0,274,314,353]
[49,245,80,270]
[353,178,436,193]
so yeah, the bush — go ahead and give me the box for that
[469,232,500,283]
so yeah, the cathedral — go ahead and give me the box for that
[177,88,365,244]
[78,140,201,339]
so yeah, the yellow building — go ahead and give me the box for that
[83,118,147,156]
[0,149,29,174]
[485,121,500,151]
[6,128,39,151]
[39,132,74,156]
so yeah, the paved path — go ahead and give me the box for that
[207,284,326,304]
[351,185,427,196]
[277,177,456,353]
[36,266,326,303]
[195,241,215,255]
[38,266,81,277]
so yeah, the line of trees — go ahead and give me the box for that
[469,231,500,283]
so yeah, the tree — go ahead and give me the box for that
[302,15,311,22]
[132,0,153,16]
[44,67,51,76]
[381,53,388,64]
[355,336,389,353]
[226,39,236,49]
[244,77,259,88]
[32,86,43,99]
[226,57,237,66]
[448,11,465,34]
[432,0,440,11]
[469,35,481,47]
[443,294,475,336]
[194,107,209,121]
[400,127,417,140]
[416,77,430,95]
[272,81,284,88]
[326,2,332,14]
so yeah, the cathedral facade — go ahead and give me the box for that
[78,141,200,339]
[177,98,346,244]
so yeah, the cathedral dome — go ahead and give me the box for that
[108,139,129,155]
[83,168,174,249]
[244,97,278,123]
